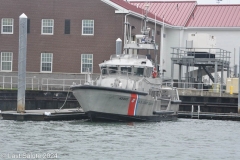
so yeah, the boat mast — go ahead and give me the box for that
[160,15,164,79]
[123,3,158,59]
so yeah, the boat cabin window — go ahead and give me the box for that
[108,67,118,74]
[145,67,153,77]
[121,67,131,74]
[101,67,107,75]
[133,67,144,76]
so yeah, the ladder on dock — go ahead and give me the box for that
[191,105,200,119]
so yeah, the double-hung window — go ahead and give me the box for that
[41,53,53,72]
[1,52,13,71]
[1,18,14,34]
[82,20,94,35]
[81,54,93,73]
[41,19,54,35]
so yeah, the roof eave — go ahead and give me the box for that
[101,0,129,13]
[184,27,240,30]
[102,0,179,28]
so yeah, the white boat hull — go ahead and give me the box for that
[71,85,178,122]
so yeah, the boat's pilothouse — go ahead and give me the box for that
[97,54,158,92]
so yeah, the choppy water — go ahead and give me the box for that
[0,119,240,160]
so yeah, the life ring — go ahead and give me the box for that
[152,67,157,78]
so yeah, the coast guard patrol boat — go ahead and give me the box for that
[71,10,181,122]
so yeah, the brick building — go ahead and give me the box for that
[1,0,240,87]
[0,0,162,82]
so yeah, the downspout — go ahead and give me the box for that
[179,27,184,48]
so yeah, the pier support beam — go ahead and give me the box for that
[197,66,202,89]
[214,61,218,92]
[221,65,224,92]
[178,64,182,88]
[171,61,174,84]
[227,66,230,78]
[186,65,189,88]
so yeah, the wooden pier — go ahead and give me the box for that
[0,108,88,121]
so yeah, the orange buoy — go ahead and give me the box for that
[152,67,157,78]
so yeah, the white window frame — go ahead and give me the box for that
[41,19,54,35]
[1,18,14,34]
[1,52,13,72]
[41,53,53,73]
[82,20,94,35]
[81,54,93,73]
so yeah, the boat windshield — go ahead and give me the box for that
[120,67,131,75]
[101,67,107,75]
[133,67,144,76]
[109,67,118,74]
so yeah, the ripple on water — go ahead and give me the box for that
[0,119,240,160]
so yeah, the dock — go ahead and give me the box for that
[2,109,240,121]
[0,89,240,121]
[0,108,88,121]
[178,111,240,121]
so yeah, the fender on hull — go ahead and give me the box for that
[86,111,178,122]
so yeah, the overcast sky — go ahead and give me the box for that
[128,0,240,4]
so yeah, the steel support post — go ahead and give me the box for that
[178,64,182,88]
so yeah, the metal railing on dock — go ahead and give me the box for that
[0,75,40,90]
[0,75,85,91]
[0,75,236,97]
[41,78,84,91]
[162,82,227,97]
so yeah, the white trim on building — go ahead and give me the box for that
[1,18,14,34]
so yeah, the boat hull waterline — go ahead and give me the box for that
[71,85,177,122]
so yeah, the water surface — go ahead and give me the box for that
[0,119,240,160]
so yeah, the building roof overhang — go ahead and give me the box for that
[184,27,240,31]
[102,0,240,29]
[102,0,182,28]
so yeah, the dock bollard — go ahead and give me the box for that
[197,105,200,119]
[230,86,233,95]
[191,105,194,118]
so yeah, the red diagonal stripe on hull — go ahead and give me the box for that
[128,94,137,116]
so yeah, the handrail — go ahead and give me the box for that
[0,75,39,90]
[171,47,231,63]
[0,75,230,95]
